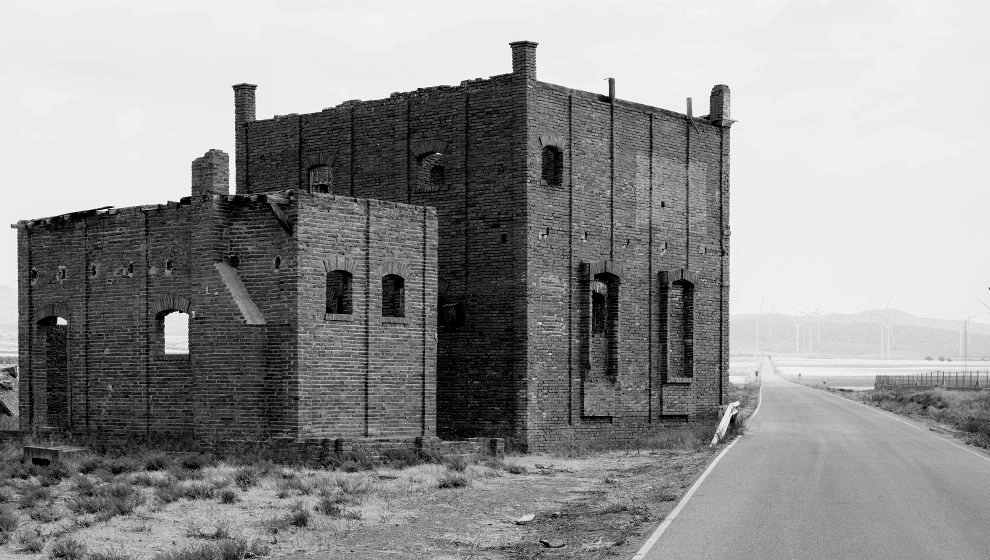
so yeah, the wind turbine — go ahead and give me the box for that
[800,306,823,355]
[756,298,764,354]
[879,297,894,359]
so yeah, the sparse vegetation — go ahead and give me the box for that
[503,462,527,474]
[69,482,144,520]
[143,453,171,472]
[178,454,212,471]
[49,536,87,560]
[266,501,310,533]
[88,550,137,560]
[152,538,269,560]
[437,470,470,489]
[864,386,990,448]
[233,467,259,490]
[217,487,238,504]
[0,508,19,544]
[0,424,731,559]
[15,527,45,553]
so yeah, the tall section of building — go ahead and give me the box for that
[233,41,732,450]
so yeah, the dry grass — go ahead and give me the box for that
[0,423,732,559]
[865,386,990,448]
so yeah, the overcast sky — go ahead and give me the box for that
[2,0,987,321]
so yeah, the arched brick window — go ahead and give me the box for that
[417,153,445,192]
[160,311,189,355]
[382,274,405,318]
[152,296,191,357]
[326,270,353,315]
[309,165,333,193]
[412,140,449,193]
[542,145,563,187]
[660,270,696,380]
[672,280,695,378]
[591,273,619,383]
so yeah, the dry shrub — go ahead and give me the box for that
[503,462,527,474]
[152,537,268,560]
[217,488,238,504]
[437,470,469,489]
[276,475,313,496]
[69,482,144,520]
[233,467,259,491]
[89,550,137,560]
[178,454,212,471]
[18,485,52,509]
[49,536,88,559]
[0,507,20,535]
[15,527,45,552]
[265,501,310,533]
[105,456,142,475]
[27,503,60,523]
[77,456,105,474]
[142,453,171,472]
[444,455,469,472]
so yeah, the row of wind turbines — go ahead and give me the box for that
[753,295,990,365]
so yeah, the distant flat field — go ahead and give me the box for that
[731,356,990,389]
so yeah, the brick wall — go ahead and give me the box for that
[232,42,731,451]
[15,150,436,444]
[240,75,528,443]
[522,79,731,451]
[293,194,438,440]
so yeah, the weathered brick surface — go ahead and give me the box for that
[523,78,731,451]
[239,75,527,443]
[233,42,731,451]
[16,151,438,443]
[16,42,729,453]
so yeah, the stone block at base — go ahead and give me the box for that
[22,445,88,466]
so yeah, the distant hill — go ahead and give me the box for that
[732,309,990,359]
[0,285,983,361]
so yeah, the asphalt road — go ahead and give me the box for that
[639,358,990,560]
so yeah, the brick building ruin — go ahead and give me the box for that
[15,41,732,452]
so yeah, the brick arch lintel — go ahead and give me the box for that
[659,269,698,287]
[584,260,624,280]
[539,135,566,150]
[324,255,359,275]
[410,140,450,158]
[304,151,337,170]
[152,295,192,317]
[379,260,411,279]
[35,301,71,322]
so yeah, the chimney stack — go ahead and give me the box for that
[232,83,257,193]
[192,149,229,199]
[709,84,732,126]
[509,41,538,81]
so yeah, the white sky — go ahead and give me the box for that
[1,0,988,321]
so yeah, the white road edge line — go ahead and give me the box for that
[631,378,764,560]
[812,382,990,465]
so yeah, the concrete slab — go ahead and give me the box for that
[22,445,88,466]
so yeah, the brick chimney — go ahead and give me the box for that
[192,149,229,198]
[709,84,732,126]
[509,41,538,81]
[233,83,257,193]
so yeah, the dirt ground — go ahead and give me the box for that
[0,385,758,559]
